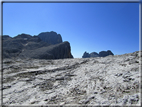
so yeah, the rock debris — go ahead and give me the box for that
[2,51,141,106]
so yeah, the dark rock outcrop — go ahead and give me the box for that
[90,52,99,57]
[82,51,90,58]
[3,32,73,59]
[38,31,63,45]
[99,50,114,57]
[2,35,12,40]
[82,50,114,58]
[19,41,73,59]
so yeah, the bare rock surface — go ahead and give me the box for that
[38,31,63,45]
[2,51,141,106]
[3,34,73,59]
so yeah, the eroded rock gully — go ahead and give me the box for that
[2,51,141,106]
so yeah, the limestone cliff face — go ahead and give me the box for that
[38,31,63,45]
[3,32,73,59]
[19,41,73,59]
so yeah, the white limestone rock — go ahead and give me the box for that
[2,51,141,106]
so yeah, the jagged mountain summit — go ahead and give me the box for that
[82,50,114,58]
[38,31,63,45]
[2,31,73,59]
[99,50,114,57]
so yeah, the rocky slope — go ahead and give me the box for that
[82,50,114,58]
[3,32,73,59]
[2,51,141,106]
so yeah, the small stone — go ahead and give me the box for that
[60,102,65,105]
[94,92,98,94]
[44,99,48,101]
[123,98,128,104]
[100,90,106,94]
[123,78,131,82]
[115,73,123,77]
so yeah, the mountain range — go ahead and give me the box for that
[82,50,114,58]
[3,31,114,59]
[3,31,73,59]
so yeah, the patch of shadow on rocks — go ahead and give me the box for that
[30,101,40,104]
[47,95,65,104]
[2,85,11,90]
[3,60,14,64]
[55,74,76,86]
[34,80,54,91]
[3,77,15,83]
[69,87,87,96]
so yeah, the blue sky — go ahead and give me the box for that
[3,3,139,58]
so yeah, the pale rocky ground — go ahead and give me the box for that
[2,51,141,106]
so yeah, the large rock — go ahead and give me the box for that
[38,31,63,45]
[82,50,114,58]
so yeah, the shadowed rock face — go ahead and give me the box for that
[2,35,12,40]
[3,34,49,59]
[82,50,114,58]
[38,31,63,45]
[99,50,114,57]
[82,51,90,58]
[19,41,73,59]
[90,52,99,57]
[14,33,33,39]
[3,33,73,59]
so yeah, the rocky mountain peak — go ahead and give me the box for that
[3,31,73,60]
[2,35,12,40]
[14,33,32,39]
[38,31,63,45]
[82,51,90,58]
[99,50,114,57]
[82,50,114,58]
